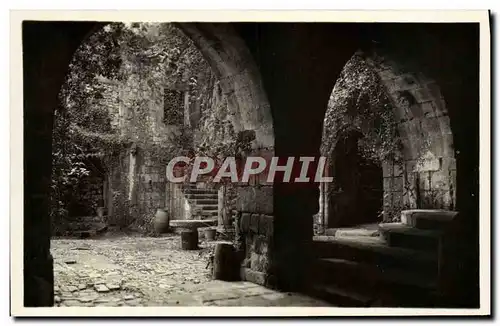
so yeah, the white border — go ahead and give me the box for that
[9,10,491,317]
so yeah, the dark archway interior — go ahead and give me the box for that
[22,21,481,308]
[328,131,383,228]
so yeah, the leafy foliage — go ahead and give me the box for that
[321,52,403,164]
[51,22,212,229]
[321,52,406,222]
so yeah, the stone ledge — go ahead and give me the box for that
[401,209,458,230]
[170,219,217,230]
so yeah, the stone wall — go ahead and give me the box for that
[97,69,201,228]
[317,52,457,230]
[235,185,275,287]
[370,54,457,212]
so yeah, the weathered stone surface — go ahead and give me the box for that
[393,164,404,177]
[241,268,267,286]
[78,296,96,303]
[249,214,259,233]
[52,235,325,307]
[240,213,251,233]
[415,151,441,172]
[94,284,110,293]
[393,177,404,192]
[258,215,274,237]
[236,187,273,214]
[107,283,121,291]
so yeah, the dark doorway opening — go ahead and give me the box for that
[327,131,383,228]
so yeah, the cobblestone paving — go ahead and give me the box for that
[52,234,330,307]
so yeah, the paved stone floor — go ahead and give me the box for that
[51,234,330,307]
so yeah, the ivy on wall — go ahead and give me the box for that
[321,52,403,165]
[321,52,407,223]
[51,22,212,231]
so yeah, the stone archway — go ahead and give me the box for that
[178,23,274,150]
[318,46,462,233]
[23,21,280,307]
[312,24,479,306]
[21,21,480,307]
[325,129,384,228]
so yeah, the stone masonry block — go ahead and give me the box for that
[408,103,424,119]
[392,191,403,209]
[393,177,404,192]
[405,160,417,174]
[258,214,274,237]
[240,213,251,234]
[236,186,273,214]
[393,164,404,177]
[382,162,393,178]
[253,235,264,254]
[411,87,434,103]
[249,213,259,234]
[250,252,260,270]
[421,101,436,117]
[383,192,393,208]
[383,177,393,191]
[394,74,419,92]
[430,171,447,190]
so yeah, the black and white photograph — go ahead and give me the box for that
[10,10,490,317]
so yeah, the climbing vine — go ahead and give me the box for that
[321,52,407,222]
[51,22,211,230]
[321,52,403,165]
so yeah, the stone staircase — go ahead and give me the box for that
[308,209,458,307]
[181,183,219,220]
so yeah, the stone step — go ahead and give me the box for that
[378,222,442,252]
[313,257,437,291]
[190,199,219,205]
[309,257,440,307]
[183,189,218,195]
[324,227,380,238]
[196,211,218,218]
[308,280,438,307]
[401,209,458,230]
[312,237,438,274]
[185,193,218,200]
[181,183,212,189]
[194,204,218,211]
[307,283,372,307]
[198,209,218,214]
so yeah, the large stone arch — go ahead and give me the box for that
[23,21,277,307]
[315,23,479,306]
[318,49,459,230]
[177,23,274,150]
[21,21,480,308]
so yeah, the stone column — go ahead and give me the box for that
[23,22,88,306]
[217,184,235,239]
